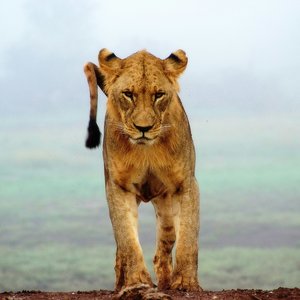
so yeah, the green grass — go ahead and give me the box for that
[0,245,115,291]
[200,248,300,290]
[0,245,299,291]
[0,112,299,292]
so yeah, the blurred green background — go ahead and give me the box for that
[1,113,299,291]
[0,0,299,292]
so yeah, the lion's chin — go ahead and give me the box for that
[129,137,156,146]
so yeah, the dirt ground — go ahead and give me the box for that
[1,287,300,300]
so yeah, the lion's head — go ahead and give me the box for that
[97,49,188,146]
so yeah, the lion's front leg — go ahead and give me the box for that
[106,183,153,291]
[171,178,202,291]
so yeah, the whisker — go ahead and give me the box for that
[161,124,172,133]
[106,120,124,130]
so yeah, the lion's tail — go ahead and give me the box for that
[84,62,101,148]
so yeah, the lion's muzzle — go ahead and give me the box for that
[134,124,154,133]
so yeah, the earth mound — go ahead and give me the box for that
[1,287,299,299]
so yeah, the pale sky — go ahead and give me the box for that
[0,0,299,115]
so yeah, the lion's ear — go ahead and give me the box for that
[98,48,122,74]
[163,50,188,79]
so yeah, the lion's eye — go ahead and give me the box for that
[154,92,165,101]
[123,91,134,100]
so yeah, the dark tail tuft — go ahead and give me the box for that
[85,118,101,148]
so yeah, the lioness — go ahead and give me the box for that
[84,49,201,292]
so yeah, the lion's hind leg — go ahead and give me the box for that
[153,224,175,290]
[152,195,179,290]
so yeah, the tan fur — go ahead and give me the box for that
[84,49,201,292]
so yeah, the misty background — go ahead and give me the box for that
[0,0,299,292]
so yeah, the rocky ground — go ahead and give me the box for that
[1,287,300,300]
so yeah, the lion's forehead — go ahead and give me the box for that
[118,63,169,93]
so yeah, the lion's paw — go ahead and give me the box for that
[171,275,202,292]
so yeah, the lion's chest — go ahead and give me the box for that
[112,163,185,203]
[133,173,167,202]
[109,144,186,202]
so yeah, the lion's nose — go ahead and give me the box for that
[134,124,153,133]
